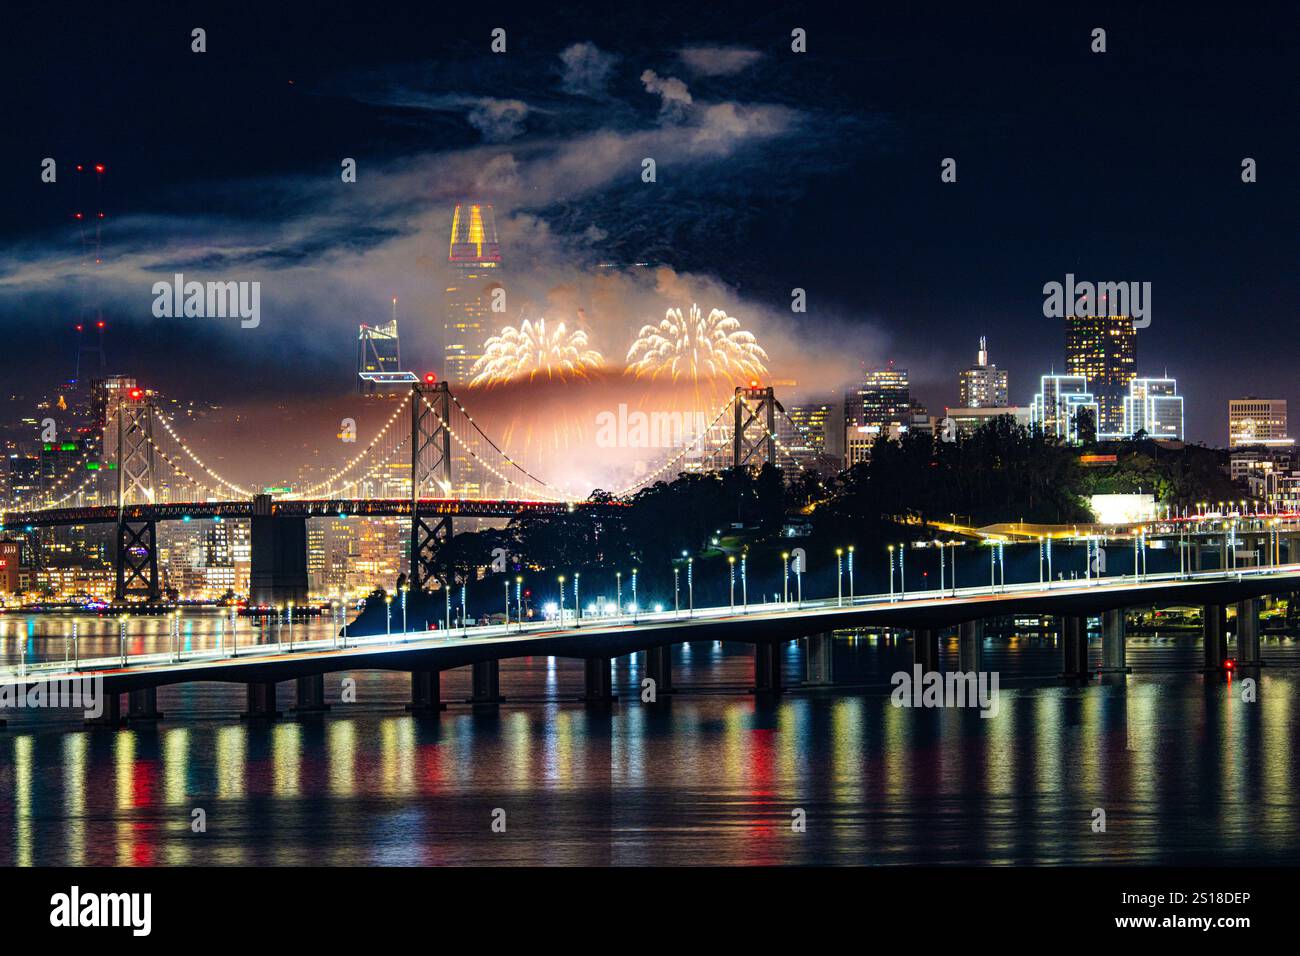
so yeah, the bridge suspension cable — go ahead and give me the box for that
[152,408,253,498]
[605,394,739,498]
[289,391,413,499]
[418,392,564,502]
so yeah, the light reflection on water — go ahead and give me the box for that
[1,612,1299,865]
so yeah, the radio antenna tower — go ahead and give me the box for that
[72,162,108,381]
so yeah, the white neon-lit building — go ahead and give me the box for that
[1122,377,1184,440]
[1031,374,1097,442]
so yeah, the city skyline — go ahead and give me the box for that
[1,6,1296,447]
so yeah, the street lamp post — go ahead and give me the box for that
[847,545,855,602]
[938,542,944,594]
[836,548,843,607]
[385,595,392,637]
[687,557,694,616]
[558,575,566,627]
[616,571,622,618]
[741,551,748,612]
[782,552,790,606]
[515,576,523,632]
[899,544,906,598]
[888,545,895,600]
[673,566,680,617]
[630,569,637,621]
[575,573,582,626]
[400,584,408,634]
[461,582,468,636]
[288,601,295,650]
[119,614,128,667]
[730,555,737,610]
[504,579,511,631]
[445,586,451,633]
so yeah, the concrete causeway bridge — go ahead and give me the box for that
[4,563,1296,726]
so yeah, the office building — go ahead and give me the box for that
[444,202,502,386]
[1064,314,1137,435]
[1031,374,1098,443]
[1228,398,1290,448]
[957,337,1009,408]
[1122,377,1185,441]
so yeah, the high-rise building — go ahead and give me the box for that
[1031,374,1098,443]
[444,202,502,386]
[1228,398,1290,448]
[957,337,1009,408]
[844,364,910,465]
[788,399,843,472]
[1122,377,1184,440]
[357,303,402,394]
[1064,314,1137,436]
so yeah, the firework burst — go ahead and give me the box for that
[470,317,605,386]
[625,304,769,383]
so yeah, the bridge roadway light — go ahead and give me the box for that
[558,575,566,627]
[616,571,622,617]
[730,555,737,610]
[741,551,748,613]
[847,545,855,602]
[687,557,694,616]
[385,594,392,637]
[836,549,843,607]
[400,583,408,634]
[574,573,581,626]
[673,566,680,617]
[515,576,523,631]
[888,545,895,600]
[630,569,637,622]
[782,552,790,605]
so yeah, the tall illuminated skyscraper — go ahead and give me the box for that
[1064,314,1137,436]
[957,337,1008,408]
[444,202,502,386]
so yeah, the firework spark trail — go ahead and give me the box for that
[625,304,769,384]
[470,317,604,386]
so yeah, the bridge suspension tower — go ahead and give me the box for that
[410,379,454,590]
[112,388,161,601]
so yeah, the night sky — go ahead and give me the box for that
[1,0,1296,448]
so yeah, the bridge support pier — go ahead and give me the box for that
[407,671,446,713]
[912,628,939,673]
[803,633,835,686]
[1060,615,1090,680]
[85,691,122,727]
[1235,598,1262,667]
[1203,604,1227,672]
[468,660,504,706]
[241,681,281,719]
[582,658,616,705]
[250,495,309,607]
[752,642,783,695]
[957,621,982,671]
[1100,609,1131,674]
[292,674,330,713]
[126,687,163,722]
[644,646,674,697]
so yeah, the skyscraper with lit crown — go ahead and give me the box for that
[444,202,502,386]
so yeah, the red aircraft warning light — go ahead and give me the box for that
[424,373,438,384]
[97,321,105,329]
[127,388,144,401]
[94,164,105,174]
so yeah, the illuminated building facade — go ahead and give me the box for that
[1122,377,1184,440]
[1228,397,1290,449]
[357,312,402,395]
[444,202,502,386]
[1031,374,1098,443]
[1064,315,1137,435]
[957,337,1009,408]
[844,364,910,464]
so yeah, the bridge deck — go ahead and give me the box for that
[6,564,1299,693]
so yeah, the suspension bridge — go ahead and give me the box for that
[1,381,817,603]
